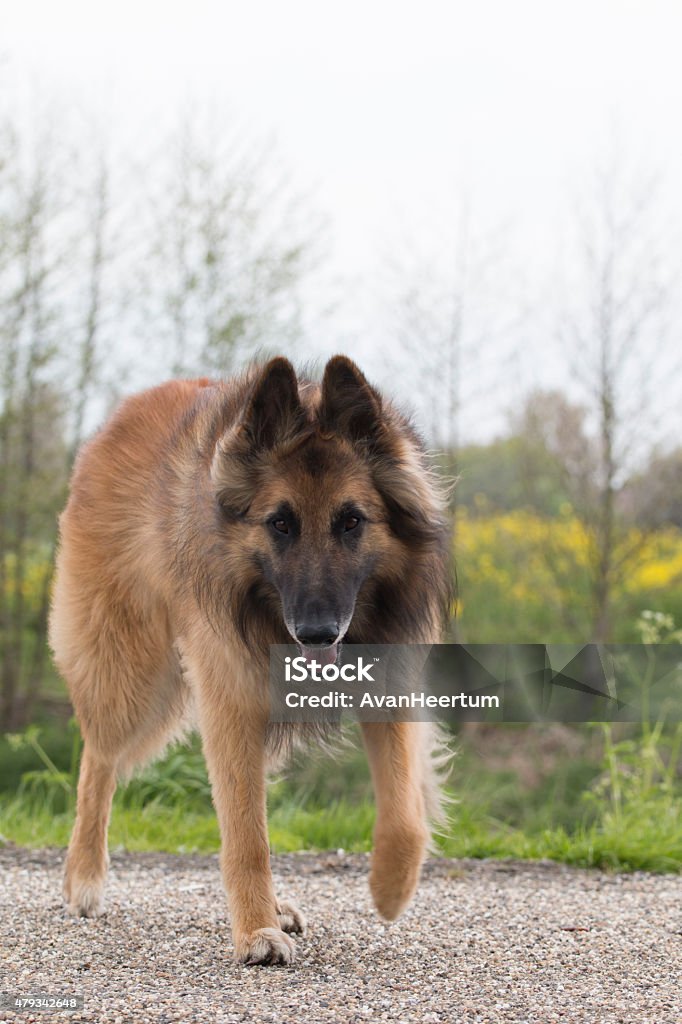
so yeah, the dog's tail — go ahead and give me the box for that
[420,722,455,848]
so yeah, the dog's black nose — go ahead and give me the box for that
[295,622,340,647]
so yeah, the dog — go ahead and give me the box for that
[48,355,452,964]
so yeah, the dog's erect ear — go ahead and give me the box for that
[319,356,384,445]
[242,357,304,450]
[212,358,304,515]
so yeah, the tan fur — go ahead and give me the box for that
[49,358,452,965]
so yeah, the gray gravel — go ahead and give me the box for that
[0,845,680,1024]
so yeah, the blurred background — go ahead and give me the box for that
[1,1,681,869]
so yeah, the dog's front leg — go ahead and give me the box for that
[196,680,295,965]
[361,721,431,921]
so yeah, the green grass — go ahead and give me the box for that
[1,714,681,874]
[2,788,680,872]
[0,795,374,855]
[438,796,682,871]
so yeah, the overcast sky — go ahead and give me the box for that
[3,0,682,445]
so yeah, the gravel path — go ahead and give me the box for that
[0,845,680,1024]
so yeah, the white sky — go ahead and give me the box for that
[3,0,682,444]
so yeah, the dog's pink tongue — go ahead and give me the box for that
[298,644,338,667]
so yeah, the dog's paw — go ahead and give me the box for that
[235,927,296,966]
[370,867,417,921]
[369,826,428,921]
[63,876,105,918]
[277,900,306,935]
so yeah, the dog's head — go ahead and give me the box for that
[210,355,451,655]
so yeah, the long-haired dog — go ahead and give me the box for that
[49,355,452,964]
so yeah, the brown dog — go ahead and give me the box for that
[48,355,452,964]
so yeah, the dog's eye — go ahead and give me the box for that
[272,519,289,535]
[344,516,360,532]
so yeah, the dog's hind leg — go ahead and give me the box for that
[60,654,189,917]
[62,657,189,919]
[63,746,117,917]
[361,721,432,921]
[51,557,187,918]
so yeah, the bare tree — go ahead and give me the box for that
[138,111,322,378]
[386,203,520,489]
[558,146,676,640]
[0,108,113,727]
[383,202,520,639]
[385,205,519,527]
[71,151,110,458]
[0,121,66,726]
